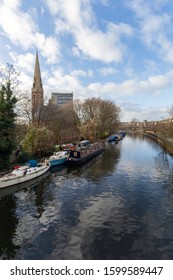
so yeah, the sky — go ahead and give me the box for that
[0,0,173,122]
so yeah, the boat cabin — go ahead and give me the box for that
[77,140,90,149]
[68,141,105,165]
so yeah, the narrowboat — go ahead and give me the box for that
[67,140,105,166]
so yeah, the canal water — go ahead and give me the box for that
[1,135,173,260]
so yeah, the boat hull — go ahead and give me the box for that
[49,157,67,167]
[0,171,50,200]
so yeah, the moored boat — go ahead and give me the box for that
[107,134,120,142]
[0,171,50,200]
[47,151,69,167]
[0,162,50,189]
[67,140,105,166]
[118,131,126,139]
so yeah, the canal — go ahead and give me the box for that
[1,135,173,260]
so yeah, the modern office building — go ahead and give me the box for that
[51,92,73,106]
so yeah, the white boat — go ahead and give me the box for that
[0,163,50,189]
[47,151,69,167]
[0,171,50,200]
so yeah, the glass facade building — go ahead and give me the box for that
[51,92,73,106]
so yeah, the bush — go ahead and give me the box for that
[17,151,30,163]
[22,126,56,157]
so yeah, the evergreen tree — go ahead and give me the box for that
[0,82,17,170]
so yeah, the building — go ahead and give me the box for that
[50,92,73,106]
[31,51,44,122]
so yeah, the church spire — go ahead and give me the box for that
[32,51,44,122]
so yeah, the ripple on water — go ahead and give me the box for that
[2,135,173,259]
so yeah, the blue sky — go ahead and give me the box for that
[1,0,173,121]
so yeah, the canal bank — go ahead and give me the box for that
[143,131,173,156]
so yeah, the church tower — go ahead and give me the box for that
[32,51,44,122]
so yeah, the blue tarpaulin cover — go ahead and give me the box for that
[27,159,38,167]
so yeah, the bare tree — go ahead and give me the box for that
[73,97,121,140]
[15,91,32,125]
[0,63,20,92]
[32,102,79,142]
[168,105,173,119]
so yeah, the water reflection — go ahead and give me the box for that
[50,164,68,176]
[85,142,121,178]
[0,171,51,201]
[1,135,173,259]
[154,150,173,210]
[0,196,19,259]
[67,143,121,181]
[0,174,51,259]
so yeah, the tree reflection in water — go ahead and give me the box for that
[0,196,19,259]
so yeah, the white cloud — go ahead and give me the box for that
[1,0,21,9]
[41,65,173,102]
[18,72,33,92]
[87,73,172,98]
[148,75,169,89]
[0,0,60,63]
[44,0,60,16]
[124,67,136,78]
[55,18,70,34]
[45,0,133,63]
[0,1,36,49]
[71,69,93,78]
[35,35,61,64]
[9,52,35,73]
[73,23,132,63]
[100,67,118,76]
[120,102,168,122]
[45,68,83,94]
[127,0,173,63]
